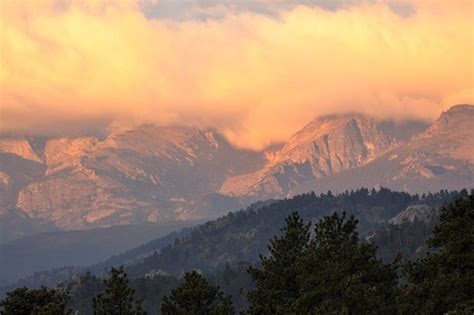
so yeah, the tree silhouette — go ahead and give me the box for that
[295,212,398,314]
[247,211,311,314]
[161,270,234,315]
[92,266,145,315]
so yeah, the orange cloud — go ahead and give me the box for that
[1,0,472,149]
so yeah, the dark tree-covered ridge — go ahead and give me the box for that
[126,188,459,278]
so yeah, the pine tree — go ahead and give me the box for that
[247,211,311,314]
[400,192,474,313]
[294,211,398,314]
[161,270,234,315]
[92,266,145,315]
[0,286,70,315]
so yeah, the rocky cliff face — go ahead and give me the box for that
[1,105,472,232]
[273,114,395,169]
[0,138,44,163]
[292,105,474,195]
[220,114,397,199]
[389,204,435,225]
[415,104,474,164]
[1,126,264,230]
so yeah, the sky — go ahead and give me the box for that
[1,0,473,149]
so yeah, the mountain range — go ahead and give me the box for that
[1,104,473,236]
[0,127,260,236]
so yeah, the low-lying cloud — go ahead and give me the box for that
[1,0,472,149]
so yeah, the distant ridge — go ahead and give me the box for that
[292,104,474,195]
[0,105,472,234]
[221,113,397,200]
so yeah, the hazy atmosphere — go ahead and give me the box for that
[1,0,472,149]
[0,1,473,314]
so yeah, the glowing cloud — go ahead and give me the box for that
[1,0,472,149]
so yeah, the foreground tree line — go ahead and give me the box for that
[1,192,473,314]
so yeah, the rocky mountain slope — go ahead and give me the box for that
[292,105,474,195]
[220,113,398,200]
[0,126,263,231]
[1,105,471,234]
[0,207,57,244]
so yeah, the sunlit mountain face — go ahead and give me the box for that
[1,0,472,232]
[1,105,472,233]
[0,2,473,313]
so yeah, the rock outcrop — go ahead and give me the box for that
[1,126,264,229]
[221,114,397,200]
[1,105,472,232]
[292,105,474,195]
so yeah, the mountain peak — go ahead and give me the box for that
[275,112,395,165]
[221,112,397,199]
[439,104,474,122]
[445,104,474,114]
[439,104,474,123]
[295,112,369,138]
[424,104,474,137]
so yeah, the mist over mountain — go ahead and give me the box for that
[0,105,472,236]
[222,105,473,201]
[0,127,263,232]
[221,113,398,200]
[1,1,472,312]
[292,104,474,195]
[0,220,200,286]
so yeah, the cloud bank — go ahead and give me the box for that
[1,0,472,149]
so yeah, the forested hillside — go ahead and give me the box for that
[122,188,460,278]
[3,188,462,293]
[2,189,471,314]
